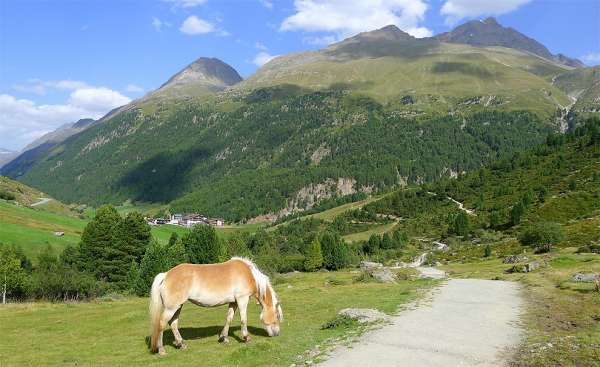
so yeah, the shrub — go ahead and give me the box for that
[484,245,492,257]
[320,232,350,270]
[519,222,564,252]
[451,212,470,236]
[0,190,16,201]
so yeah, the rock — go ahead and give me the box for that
[572,273,599,282]
[507,261,540,273]
[360,261,383,271]
[503,254,528,264]
[433,241,448,251]
[338,308,388,324]
[54,231,65,237]
[370,268,397,283]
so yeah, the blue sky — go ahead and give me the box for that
[1,0,599,151]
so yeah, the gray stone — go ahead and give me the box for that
[370,268,397,283]
[338,308,388,324]
[572,273,599,283]
[503,254,528,264]
[360,261,383,271]
[507,261,540,273]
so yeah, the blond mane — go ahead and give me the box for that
[231,257,273,302]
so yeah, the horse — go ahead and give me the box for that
[149,257,283,355]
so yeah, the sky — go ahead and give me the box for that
[1,0,599,151]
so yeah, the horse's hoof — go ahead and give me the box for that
[158,347,167,356]
[175,341,187,350]
[219,336,230,344]
[243,336,251,343]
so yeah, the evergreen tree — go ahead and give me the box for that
[304,238,324,272]
[363,234,380,254]
[452,212,470,236]
[510,202,524,226]
[484,245,492,257]
[132,241,171,296]
[392,230,407,248]
[79,205,121,280]
[320,232,350,270]
[380,233,394,250]
[182,225,225,264]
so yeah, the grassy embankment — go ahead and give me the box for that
[0,271,435,366]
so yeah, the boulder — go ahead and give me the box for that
[338,308,388,324]
[507,261,540,273]
[503,254,528,264]
[360,261,383,271]
[370,268,397,283]
[572,273,599,283]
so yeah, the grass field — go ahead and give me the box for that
[441,247,600,366]
[0,271,435,367]
[0,200,262,259]
[342,220,400,243]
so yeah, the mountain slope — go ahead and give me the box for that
[6,22,582,221]
[0,148,18,169]
[435,17,584,68]
[1,118,95,177]
[240,24,571,116]
[553,66,600,118]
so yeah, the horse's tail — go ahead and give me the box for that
[149,272,166,353]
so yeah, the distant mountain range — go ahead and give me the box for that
[2,118,95,176]
[0,148,18,169]
[4,17,598,222]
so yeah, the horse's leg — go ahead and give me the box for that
[237,296,251,342]
[170,305,186,350]
[219,302,238,343]
[158,307,179,355]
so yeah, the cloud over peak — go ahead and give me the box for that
[280,0,432,42]
[441,0,532,25]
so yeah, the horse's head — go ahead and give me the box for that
[259,285,283,336]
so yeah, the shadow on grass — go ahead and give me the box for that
[145,325,269,349]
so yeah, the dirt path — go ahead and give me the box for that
[30,197,52,207]
[448,196,476,216]
[319,279,523,367]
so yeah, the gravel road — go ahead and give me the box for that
[319,278,523,367]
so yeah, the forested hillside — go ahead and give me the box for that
[12,88,553,221]
[6,20,599,222]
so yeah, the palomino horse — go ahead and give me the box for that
[149,257,283,354]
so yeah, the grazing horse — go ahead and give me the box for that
[149,257,283,355]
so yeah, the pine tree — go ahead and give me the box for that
[168,232,179,247]
[510,202,524,226]
[304,239,323,272]
[364,234,380,254]
[79,205,121,281]
[320,232,350,270]
[452,212,470,236]
[380,233,394,250]
[182,225,225,264]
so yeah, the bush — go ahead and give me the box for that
[304,238,324,272]
[0,190,16,201]
[451,212,470,236]
[519,222,564,252]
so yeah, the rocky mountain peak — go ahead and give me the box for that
[159,57,242,91]
[340,24,415,44]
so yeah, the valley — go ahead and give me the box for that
[1,11,600,367]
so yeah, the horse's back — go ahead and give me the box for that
[163,260,256,307]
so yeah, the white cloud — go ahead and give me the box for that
[302,35,338,46]
[441,0,532,25]
[125,84,145,93]
[13,79,89,95]
[152,17,172,32]
[0,86,131,151]
[259,0,273,9]
[581,52,600,66]
[180,15,215,35]
[280,0,432,41]
[255,41,268,50]
[162,0,207,8]
[253,51,277,67]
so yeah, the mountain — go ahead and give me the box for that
[6,21,595,222]
[0,149,18,169]
[435,17,584,68]
[1,118,95,176]
[240,23,571,116]
[144,57,242,100]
